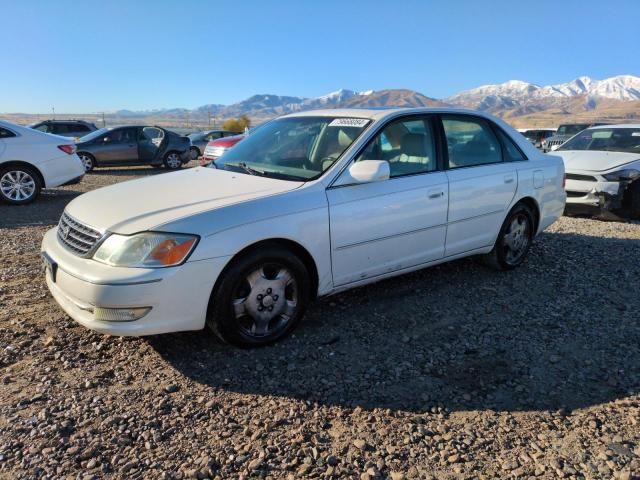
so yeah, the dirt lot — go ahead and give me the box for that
[1,165,639,480]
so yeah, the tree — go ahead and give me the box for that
[222,115,251,133]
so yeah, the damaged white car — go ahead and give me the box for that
[558,125,640,219]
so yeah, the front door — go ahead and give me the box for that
[327,115,449,286]
[92,127,139,164]
[138,127,165,163]
[440,114,517,256]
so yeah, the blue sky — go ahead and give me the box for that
[1,0,639,113]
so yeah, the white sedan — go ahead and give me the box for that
[41,108,565,347]
[0,119,85,204]
[555,124,640,218]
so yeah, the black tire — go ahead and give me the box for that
[78,152,95,172]
[483,203,534,271]
[627,181,640,219]
[163,151,183,170]
[0,165,42,205]
[206,246,311,348]
[189,146,201,161]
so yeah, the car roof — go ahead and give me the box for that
[589,123,640,129]
[281,107,499,121]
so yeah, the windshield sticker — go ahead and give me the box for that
[592,131,612,139]
[329,118,369,128]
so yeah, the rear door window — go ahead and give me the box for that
[441,115,502,168]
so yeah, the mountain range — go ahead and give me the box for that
[5,75,638,129]
[108,75,639,127]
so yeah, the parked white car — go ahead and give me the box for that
[556,124,640,218]
[0,120,85,205]
[41,108,565,347]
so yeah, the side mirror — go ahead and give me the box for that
[335,160,390,185]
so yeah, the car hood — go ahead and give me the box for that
[65,167,303,234]
[555,150,640,172]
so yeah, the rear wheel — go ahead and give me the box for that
[189,146,200,161]
[78,153,95,172]
[0,165,42,205]
[207,247,311,348]
[163,151,183,170]
[483,203,534,270]
[626,181,640,219]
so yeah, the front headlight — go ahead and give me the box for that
[602,168,640,182]
[93,232,198,268]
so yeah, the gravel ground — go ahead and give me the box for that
[1,165,639,480]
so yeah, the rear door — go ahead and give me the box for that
[441,114,517,256]
[138,127,165,163]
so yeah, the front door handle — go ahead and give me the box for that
[428,191,444,199]
[504,174,515,184]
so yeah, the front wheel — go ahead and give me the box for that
[207,247,311,348]
[483,203,534,270]
[163,152,183,170]
[0,166,42,205]
[189,147,200,161]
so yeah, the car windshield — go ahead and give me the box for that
[210,116,370,181]
[78,127,109,142]
[557,124,590,136]
[558,128,640,153]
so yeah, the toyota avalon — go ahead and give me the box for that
[41,108,565,347]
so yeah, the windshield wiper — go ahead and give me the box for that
[229,162,267,177]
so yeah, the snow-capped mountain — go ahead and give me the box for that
[96,74,638,124]
[446,75,640,111]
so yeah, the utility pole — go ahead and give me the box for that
[101,112,106,127]
[208,108,211,128]
[51,106,55,119]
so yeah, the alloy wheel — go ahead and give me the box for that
[166,153,182,169]
[502,213,531,265]
[232,263,298,338]
[0,170,36,202]
[80,154,93,172]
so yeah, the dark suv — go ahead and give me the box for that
[29,120,98,138]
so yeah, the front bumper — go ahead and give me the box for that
[564,179,627,218]
[41,228,231,336]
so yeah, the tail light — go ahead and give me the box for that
[58,144,77,155]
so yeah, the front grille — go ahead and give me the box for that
[566,173,597,182]
[57,211,103,256]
